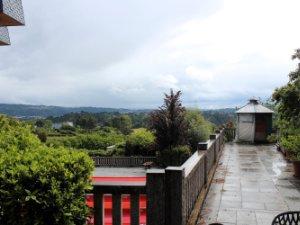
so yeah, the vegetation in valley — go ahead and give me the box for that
[16,92,220,159]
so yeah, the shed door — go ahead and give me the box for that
[255,114,268,142]
[238,114,255,142]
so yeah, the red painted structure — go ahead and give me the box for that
[86,176,147,225]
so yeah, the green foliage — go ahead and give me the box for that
[35,128,48,143]
[0,115,40,151]
[158,145,191,166]
[35,119,52,129]
[185,109,214,151]
[150,89,188,151]
[125,128,155,156]
[75,114,97,130]
[267,133,278,143]
[61,124,76,132]
[280,135,300,161]
[110,115,133,134]
[0,115,94,225]
[202,108,236,126]
[47,131,125,151]
[272,49,300,136]
[85,144,125,157]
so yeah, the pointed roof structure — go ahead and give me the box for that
[236,98,274,114]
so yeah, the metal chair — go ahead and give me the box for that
[272,211,300,225]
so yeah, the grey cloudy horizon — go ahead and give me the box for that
[0,0,299,109]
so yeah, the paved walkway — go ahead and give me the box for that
[198,143,300,225]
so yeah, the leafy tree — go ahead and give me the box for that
[0,115,94,225]
[75,114,97,130]
[150,89,188,151]
[185,109,213,151]
[125,128,155,156]
[272,49,300,136]
[35,119,44,128]
[35,119,52,129]
[110,115,132,134]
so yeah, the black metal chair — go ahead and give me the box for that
[272,211,300,225]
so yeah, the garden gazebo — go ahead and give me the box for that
[236,98,274,143]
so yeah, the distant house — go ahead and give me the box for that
[52,121,74,129]
[236,99,274,142]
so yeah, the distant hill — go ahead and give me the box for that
[0,104,149,119]
[202,108,236,125]
[0,103,236,125]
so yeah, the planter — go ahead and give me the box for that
[293,161,300,178]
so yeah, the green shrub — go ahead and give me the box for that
[0,115,40,151]
[280,135,300,161]
[35,128,48,143]
[159,145,191,167]
[185,109,213,151]
[125,128,155,156]
[0,115,94,225]
[47,131,124,151]
[267,133,278,143]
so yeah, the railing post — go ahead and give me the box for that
[198,142,208,185]
[165,167,185,225]
[112,192,121,225]
[210,135,217,162]
[146,169,165,225]
[130,193,140,225]
[93,188,103,225]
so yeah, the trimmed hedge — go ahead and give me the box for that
[0,115,94,225]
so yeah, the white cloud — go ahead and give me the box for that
[0,0,299,108]
[185,66,214,82]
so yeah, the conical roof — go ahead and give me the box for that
[236,98,274,114]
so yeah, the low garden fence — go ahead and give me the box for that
[90,129,225,225]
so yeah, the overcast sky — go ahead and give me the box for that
[0,0,299,109]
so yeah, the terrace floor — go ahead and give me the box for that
[198,143,300,225]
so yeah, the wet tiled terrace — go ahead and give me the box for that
[198,143,300,225]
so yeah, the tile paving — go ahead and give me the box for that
[198,143,300,225]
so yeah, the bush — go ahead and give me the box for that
[125,128,155,156]
[158,145,191,166]
[0,115,40,151]
[47,131,124,150]
[0,115,94,225]
[35,128,48,143]
[280,135,300,161]
[267,133,278,143]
